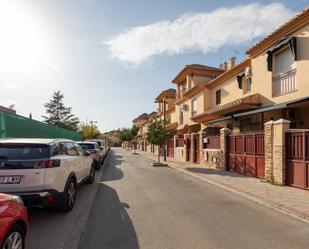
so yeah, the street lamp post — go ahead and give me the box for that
[89,120,98,139]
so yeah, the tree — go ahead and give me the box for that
[146,119,174,163]
[80,123,100,140]
[117,126,140,150]
[117,128,134,144]
[42,90,79,131]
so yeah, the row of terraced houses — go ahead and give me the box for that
[132,8,309,191]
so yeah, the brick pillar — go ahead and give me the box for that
[264,120,274,181]
[219,128,231,171]
[273,119,290,185]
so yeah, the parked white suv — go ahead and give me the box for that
[0,138,95,212]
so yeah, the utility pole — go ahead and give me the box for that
[89,120,98,139]
[163,98,167,162]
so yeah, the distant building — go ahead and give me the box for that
[0,105,16,114]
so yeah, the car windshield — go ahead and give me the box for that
[79,143,95,150]
[0,143,50,160]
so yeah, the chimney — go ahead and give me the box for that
[227,57,236,70]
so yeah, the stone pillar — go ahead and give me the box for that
[264,120,274,182]
[184,134,190,161]
[173,135,178,158]
[199,131,206,163]
[273,119,290,185]
[191,133,195,163]
[219,128,231,171]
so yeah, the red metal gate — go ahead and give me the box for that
[193,136,199,163]
[227,132,265,178]
[286,131,309,190]
[167,140,174,158]
[186,138,191,162]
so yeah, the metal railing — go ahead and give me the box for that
[272,69,296,97]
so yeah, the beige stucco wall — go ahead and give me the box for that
[251,23,309,107]
[174,147,185,161]
[175,90,204,126]
[211,77,247,107]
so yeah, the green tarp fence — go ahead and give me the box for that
[0,111,81,141]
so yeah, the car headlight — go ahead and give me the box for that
[11,195,24,206]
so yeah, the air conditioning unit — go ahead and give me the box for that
[245,66,252,77]
[180,104,188,111]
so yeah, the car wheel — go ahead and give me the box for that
[86,165,95,184]
[58,177,77,212]
[1,224,25,249]
[93,160,100,170]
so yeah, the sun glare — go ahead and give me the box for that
[0,1,53,76]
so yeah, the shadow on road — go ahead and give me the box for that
[185,167,251,178]
[79,176,139,249]
[102,150,124,181]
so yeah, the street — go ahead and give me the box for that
[28,148,309,249]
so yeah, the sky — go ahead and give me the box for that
[0,0,307,132]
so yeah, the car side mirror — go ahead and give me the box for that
[84,151,91,157]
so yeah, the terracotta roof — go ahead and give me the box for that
[155,88,176,101]
[172,64,224,84]
[185,64,223,70]
[132,113,149,123]
[206,59,251,89]
[246,8,309,57]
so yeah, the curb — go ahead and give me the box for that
[64,151,111,249]
[139,151,309,224]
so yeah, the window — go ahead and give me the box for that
[273,47,295,76]
[191,99,197,117]
[272,47,296,96]
[0,143,50,160]
[179,110,184,125]
[216,90,221,105]
[65,142,79,156]
[74,144,84,156]
[244,78,251,94]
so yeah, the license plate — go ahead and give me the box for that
[0,176,22,184]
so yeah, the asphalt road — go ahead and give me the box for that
[78,148,309,249]
[26,154,107,249]
[26,148,309,249]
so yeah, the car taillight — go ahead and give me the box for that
[34,159,61,169]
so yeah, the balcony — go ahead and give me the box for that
[272,69,296,97]
[177,88,187,100]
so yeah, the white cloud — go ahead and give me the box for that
[103,3,294,65]
[2,81,16,90]
[46,60,64,75]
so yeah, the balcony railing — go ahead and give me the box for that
[177,88,187,100]
[272,69,296,97]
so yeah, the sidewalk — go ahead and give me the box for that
[139,150,309,222]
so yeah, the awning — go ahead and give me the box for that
[177,124,187,131]
[233,96,309,118]
[167,122,178,130]
[267,37,297,71]
[192,94,260,123]
[206,116,233,124]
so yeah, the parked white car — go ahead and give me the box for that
[0,138,95,212]
[77,141,103,170]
